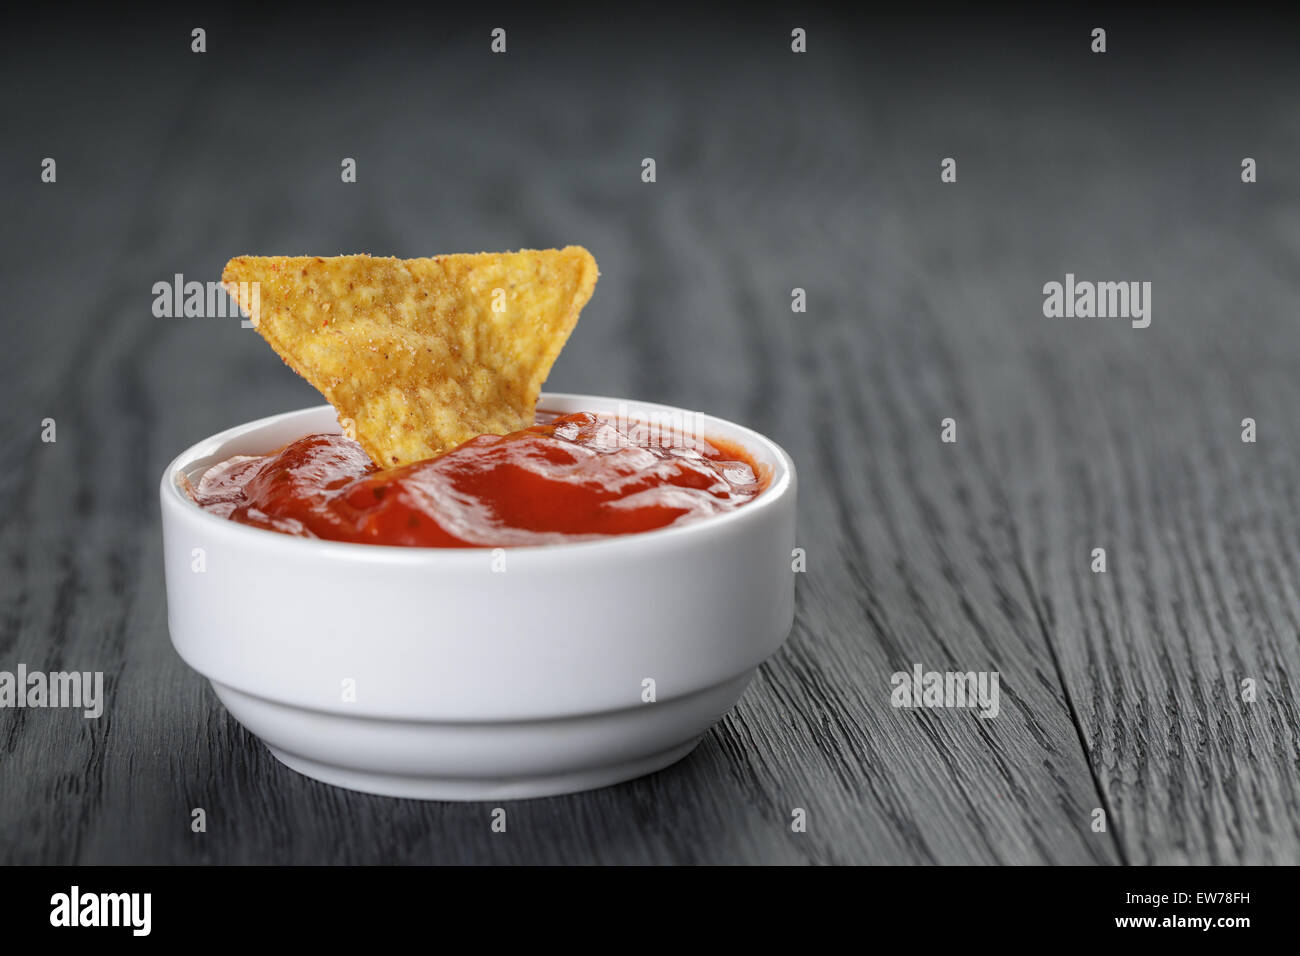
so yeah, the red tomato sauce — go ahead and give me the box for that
[188,412,767,547]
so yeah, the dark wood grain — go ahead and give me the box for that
[1,10,1297,864]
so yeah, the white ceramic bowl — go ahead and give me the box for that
[160,394,797,800]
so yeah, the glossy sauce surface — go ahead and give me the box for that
[190,412,766,547]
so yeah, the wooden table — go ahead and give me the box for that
[3,11,1297,864]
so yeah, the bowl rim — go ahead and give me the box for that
[160,392,796,561]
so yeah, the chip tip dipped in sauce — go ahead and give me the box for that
[187,412,768,548]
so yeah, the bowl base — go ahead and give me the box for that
[265,739,701,801]
[211,671,753,801]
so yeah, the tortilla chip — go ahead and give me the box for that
[222,247,598,467]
